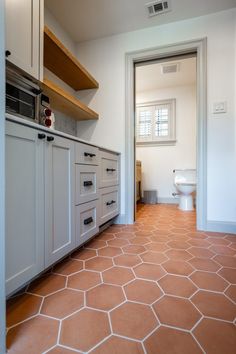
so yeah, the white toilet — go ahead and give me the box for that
[174,169,196,211]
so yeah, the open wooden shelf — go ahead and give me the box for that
[44,26,99,91]
[41,79,99,121]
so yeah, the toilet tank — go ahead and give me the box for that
[174,169,196,184]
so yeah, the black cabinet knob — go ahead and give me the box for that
[47,136,54,142]
[84,152,96,158]
[5,50,11,57]
[106,200,116,206]
[84,217,93,225]
[38,133,46,140]
[84,181,93,187]
[106,168,116,172]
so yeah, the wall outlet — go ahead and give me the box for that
[213,101,227,114]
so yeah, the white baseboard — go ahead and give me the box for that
[114,214,127,225]
[206,221,236,234]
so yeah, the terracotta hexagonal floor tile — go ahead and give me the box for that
[85,256,113,271]
[90,335,144,354]
[218,267,236,283]
[7,316,59,353]
[115,232,135,240]
[214,255,236,268]
[207,237,230,245]
[122,244,146,254]
[141,251,168,264]
[146,243,169,252]
[188,247,215,258]
[150,235,170,243]
[103,266,134,285]
[144,326,202,354]
[229,242,236,250]
[134,263,166,281]
[209,245,235,256]
[153,296,201,330]
[188,257,221,272]
[159,274,197,297]
[67,270,101,290]
[162,260,194,276]
[108,238,130,247]
[188,239,210,247]
[193,318,236,354]
[7,293,42,328]
[60,308,110,352]
[129,237,150,245]
[167,240,190,250]
[41,289,84,319]
[114,254,141,267]
[86,284,125,310]
[46,347,78,354]
[124,279,163,304]
[28,274,66,296]
[190,271,228,292]
[165,249,192,261]
[98,232,115,241]
[98,246,122,257]
[110,302,157,340]
[135,231,153,237]
[191,291,236,321]
[53,258,83,275]
[225,285,236,303]
[85,238,107,249]
[71,248,96,260]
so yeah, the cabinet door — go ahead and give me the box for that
[5,121,44,296]
[45,135,75,267]
[5,0,43,80]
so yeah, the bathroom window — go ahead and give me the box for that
[136,99,176,145]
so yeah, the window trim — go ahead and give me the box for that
[136,98,176,146]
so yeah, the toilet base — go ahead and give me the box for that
[179,195,194,211]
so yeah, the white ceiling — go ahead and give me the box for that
[45,0,236,43]
[136,56,196,92]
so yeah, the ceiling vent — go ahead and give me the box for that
[161,63,179,74]
[146,0,171,17]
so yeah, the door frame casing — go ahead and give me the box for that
[125,38,207,230]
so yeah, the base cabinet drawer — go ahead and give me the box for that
[99,186,119,226]
[76,142,99,165]
[75,165,99,204]
[100,151,119,188]
[76,200,99,246]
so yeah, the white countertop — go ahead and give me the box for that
[6,114,120,155]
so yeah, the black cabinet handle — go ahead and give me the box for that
[47,136,54,142]
[38,133,46,140]
[5,50,11,57]
[84,152,96,158]
[84,216,93,225]
[106,200,116,206]
[84,181,93,187]
[106,168,116,172]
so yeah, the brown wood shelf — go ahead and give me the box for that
[41,79,99,121]
[44,26,99,90]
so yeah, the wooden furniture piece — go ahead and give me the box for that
[136,160,142,202]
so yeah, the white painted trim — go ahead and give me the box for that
[157,197,179,204]
[0,0,5,352]
[125,39,207,230]
[114,214,126,224]
[206,221,236,234]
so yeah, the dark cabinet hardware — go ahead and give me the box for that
[106,200,116,206]
[47,136,54,142]
[84,216,93,225]
[38,133,46,140]
[84,152,96,158]
[106,168,116,172]
[84,181,93,187]
[5,50,11,57]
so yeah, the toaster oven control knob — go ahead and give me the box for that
[38,133,46,140]
[5,50,11,57]
[47,136,54,142]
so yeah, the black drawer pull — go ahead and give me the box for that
[5,50,11,57]
[106,168,116,172]
[84,217,93,225]
[47,136,54,142]
[84,152,96,158]
[38,133,46,140]
[84,181,93,187]
[106,200,116,206]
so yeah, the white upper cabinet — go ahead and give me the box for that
[5,0,44,80]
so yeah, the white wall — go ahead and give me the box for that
[0,0,5,352]
[75,9,236,229]
[136,84,196,202]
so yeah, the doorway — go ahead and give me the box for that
[135,54,197,218]
[125,39,207,230]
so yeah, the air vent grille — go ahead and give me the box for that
[161,63,179,74]
[146,0,171,17]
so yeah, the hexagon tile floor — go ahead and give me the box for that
[7,204,236,354]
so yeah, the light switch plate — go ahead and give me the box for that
[213,101,227,114]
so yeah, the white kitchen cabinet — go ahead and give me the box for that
[45,135,75,267]
[5,0,44,80]
[5,122,44,296]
